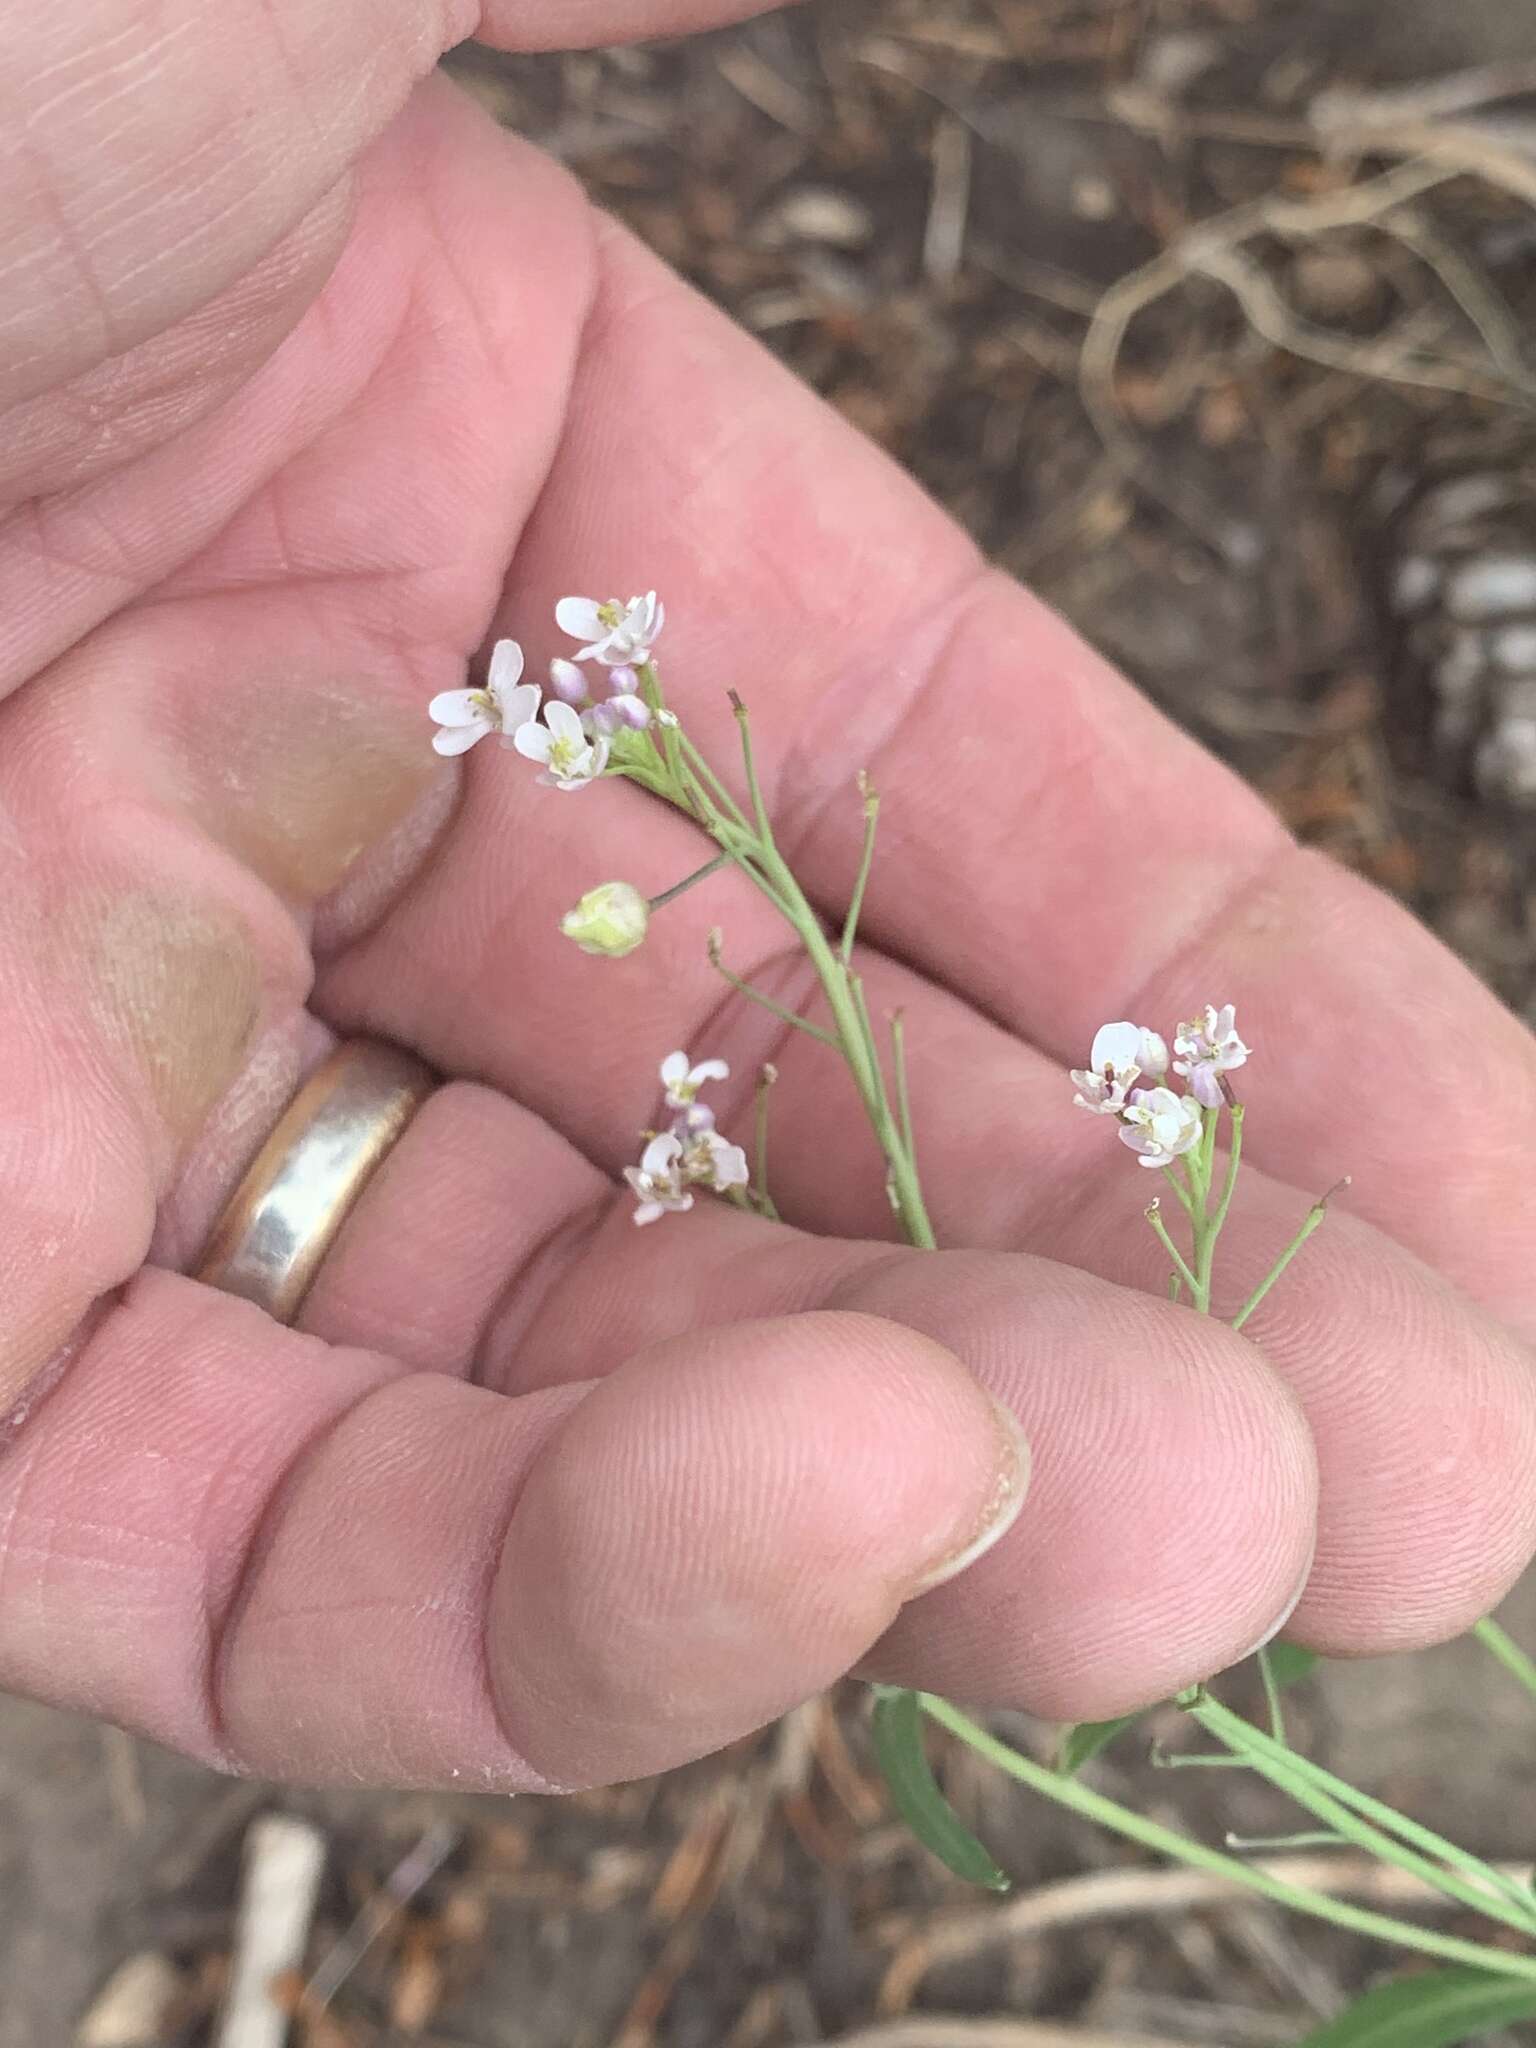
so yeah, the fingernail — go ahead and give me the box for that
[907,1397,1031,1597]
[1232,1542,1316,1665]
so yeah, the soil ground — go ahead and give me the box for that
[8,3,1536,2044]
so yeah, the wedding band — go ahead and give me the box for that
[195,1040,436,1325]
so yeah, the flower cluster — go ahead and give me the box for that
[428,591,666,786]
[1071,1005,1249,1167]
[625,1050,749,1225]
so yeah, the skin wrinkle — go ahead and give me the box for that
[0,179,353,506]
[0,0,452,412]
[202,1359,407,1770]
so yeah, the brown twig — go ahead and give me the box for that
[879,1852,1535,2007]
[817,2020,1197,2048]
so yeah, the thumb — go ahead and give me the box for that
[2,0,783,421]
[484,1309,1028,1789]
[3,1270,1023,1791]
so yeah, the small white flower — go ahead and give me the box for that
[660,1049,730,1110]
[1119,1086,1204,1168]
[1172,1003,1250,1109]
[625,1133,693,1226]
[512,698,610,790]
[1070,1019,1168,1114]
[556,591,665,666]
[428,640,540,756]
[681,1128,749,1193]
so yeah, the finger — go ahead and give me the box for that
[323,819,1536,1662]
[491,1236,1315,1743]
[483,1193,1533,1670]
[0,0,773,421]
[286,1100,1319,1727]
[0,78,588,1412]
[299,1039,1536,1674]
[445,215,1534,1323]
[0,1264,1030,1786]
[4,0,774,688]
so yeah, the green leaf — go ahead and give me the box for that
[870,1689,1010,1892]
[1293,1967,1536,2047]
[1264,1643,1320,1688]
[1056,1713,1141,1778]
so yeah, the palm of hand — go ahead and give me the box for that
[2,22,1533,1794]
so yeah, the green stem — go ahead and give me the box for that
[1146,1200,1200,1299]
[891,1011,917,1165]
[922,1695,1536,1981]
[841,778,879,963]
[1474,1618,1536,1702]
[1231,1195,1333,1331]
[706,938,838,1049]
[727,698,935,1249]
[1161,1165,1196,1216]
[647,851,732,911]
[1208,1105,1244,1247]
[1256,1644,1288,1745]
[1186,1104,1224,1313]
[636,659,685,791]
[678,729,750,833]
[1189,1695,1536,1932]
[752,1065,779,1222]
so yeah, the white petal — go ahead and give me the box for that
[660,1051,690,1087]
[1138,1031,1170,1079]
[1089,1022,1143,1073]
[432,722,486,756]
[587,736,611,776]
[689,1058,730,1086]
[556,597,605,640]
[710,1142,749,1188]
[632,1200,664,1226]
[428,689,483,725]
[641,1132,683,1175]
[543,699,585,742]
[486,638,525,693]
[496,681,543,732]
[512,725,554,764]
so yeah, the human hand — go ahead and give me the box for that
[2,0,1533,1794]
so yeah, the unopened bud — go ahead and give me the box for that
[549,657,588,705]
[560,881,649,959]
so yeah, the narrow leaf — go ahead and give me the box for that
[1057,1714,1140,1778]
[871,1689,1010,1892]
[1294,1966,1536,2048]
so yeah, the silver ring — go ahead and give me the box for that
[195,1040,436,1325]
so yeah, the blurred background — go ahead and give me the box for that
[11,0,1536,2042]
